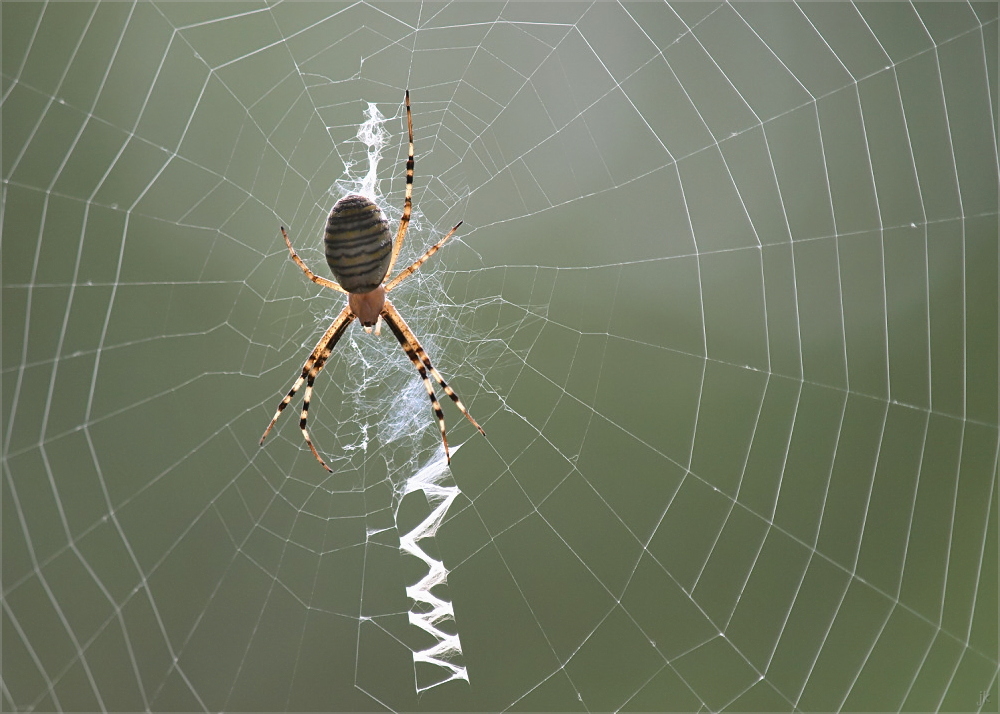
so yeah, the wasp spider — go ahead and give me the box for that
[260,91,485,471]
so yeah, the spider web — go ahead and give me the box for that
[2,2,998,711]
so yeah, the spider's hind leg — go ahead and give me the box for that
[385,90,415,281]
[280,227,347,294]
[385,221,462,292]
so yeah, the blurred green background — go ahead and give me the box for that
[2,2,997,711]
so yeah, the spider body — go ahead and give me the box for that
[260,91,485,471]
[324,193,392,294]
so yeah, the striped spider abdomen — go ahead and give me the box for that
[324,193,392,293]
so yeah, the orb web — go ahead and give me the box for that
[2,2,997,711]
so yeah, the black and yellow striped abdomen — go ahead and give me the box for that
[324,194,392,293]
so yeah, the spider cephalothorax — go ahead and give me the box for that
[260,91,485,471]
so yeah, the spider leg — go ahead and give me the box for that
[382,301,485,462]
[385,221,462,292]
[260,304,356,471]
[299,372,330,471]
[281,226,347,294]
[412,340,485,435]
[384,90,414,280]
[382,308,451,462]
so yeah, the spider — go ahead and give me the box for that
[260,90,485,472]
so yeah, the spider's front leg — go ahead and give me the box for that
[381,300,485,463]
[260,305,356,471]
